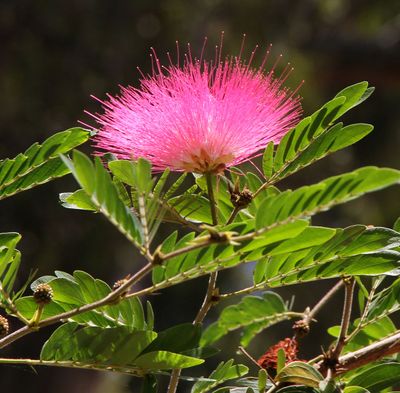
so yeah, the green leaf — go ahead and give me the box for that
[0,128,90,200]
[0,232,22,297]
[276,123,373,182]
[146,301,155,331]
[169,194,225,224]
[333,81,374,117]
[261,226,400,287]
[134,351,204,370]
[347,362,400,392]
[41,322,204,371]
[191,360,249,393]
[273,96,346,172]
[41,322,155,363]
[262,142,275,179]
[343,387,370,393]
[258,369,268,393]
[393,217,400,232]
[364,278,400,324]
[108,159,183,242]
[108,159,153,193]
[60,189,97,211]
[319,379,338,393]
[143,323,202,354]
[263,82,373,183]
[17,270,147,329]
[256,167,400,227]
[62,152,143,247]
[148,223,400,297]
[156,220,303,285]
[345,317,396,353]
[277,348,286,373]
[276,362,323,388]
[195,174,234,219]
[201,292,291,347]
[276,387,319,393]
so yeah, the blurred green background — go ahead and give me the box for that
[0,0,399,392]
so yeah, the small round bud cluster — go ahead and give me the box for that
[0,315,9,337]
[33,283,54,305]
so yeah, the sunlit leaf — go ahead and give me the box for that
[0,128,90,200]
[347,362,400,392]
[191,360,249,393]
[276,362,323,387]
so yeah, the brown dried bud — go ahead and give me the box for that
[112,275,131,298]
[293,319,310,337]
[230,187,253,208]
[210,288,220,304]
[0,315,9,337]
[33,283,54,305]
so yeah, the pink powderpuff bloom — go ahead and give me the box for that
[90,37,303,173]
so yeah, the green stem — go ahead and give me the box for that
[29,304,44,327]
[0,357,144,376]
[206,172,218,225]
[226,206,241,225]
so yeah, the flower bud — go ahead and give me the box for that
[33,283,54,305]
[0,315,9,337]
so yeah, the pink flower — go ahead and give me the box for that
[90,37,302,173]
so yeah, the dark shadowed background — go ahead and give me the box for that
[0,0,399,392]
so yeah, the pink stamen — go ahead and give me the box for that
[89,35,303,173]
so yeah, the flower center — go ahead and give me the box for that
[179,148,234,174]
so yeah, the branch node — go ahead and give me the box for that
[292,319,310,338]
[152,247,165,265]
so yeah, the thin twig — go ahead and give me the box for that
[238,346,262,369]
[226,206,241,225]
[293,281,343,340]
[329,277,355,362]
[345,278,381,344]
[167,270,219,393]
[0,262,154,350]
[304,281,344,326]
[193,271,218,324]
[238,346,277,388]
[159,239,216,261]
